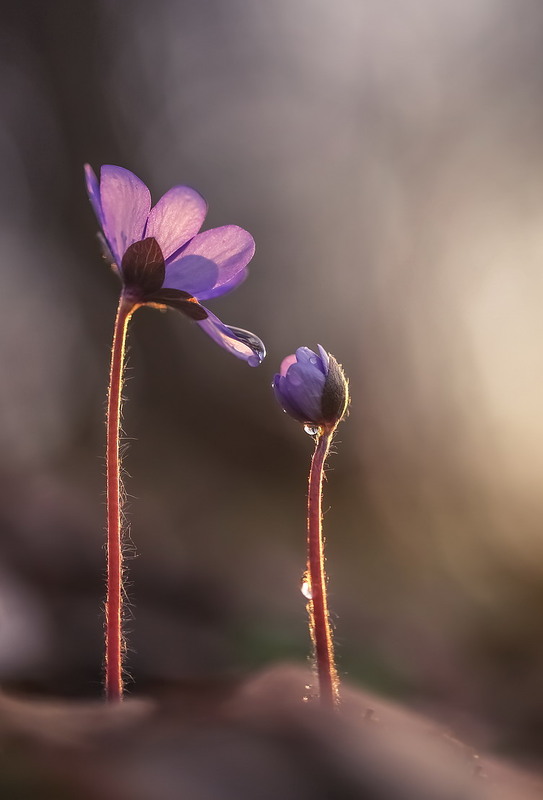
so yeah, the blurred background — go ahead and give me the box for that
[2,0,543,763]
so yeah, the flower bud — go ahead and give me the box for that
[273,345,349,428]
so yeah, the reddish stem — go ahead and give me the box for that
[306,427,339,708]
[105,293,136,702]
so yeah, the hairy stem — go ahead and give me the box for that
[105,293,137,702]
[306,427,339,708]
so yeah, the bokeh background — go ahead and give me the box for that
[2,0,543,762]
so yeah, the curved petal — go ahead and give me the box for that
[294,346,327,376]
[279,353,297,377]
[99,165,151,263]
[317,344,330,374]
[145,185,207,260]
[197,308,265,366]
[164,225,255,300]
[84,164,104,227]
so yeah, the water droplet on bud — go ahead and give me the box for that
[304,424,320,436]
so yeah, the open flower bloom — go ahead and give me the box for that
[273,346,349,428]
[85,164,265,366]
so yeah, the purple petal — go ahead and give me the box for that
[273,374,307,422]
[317,344,330,374]
[279,354,297,377]
[99,165,151,263]
[144,185,207,260]
[284,357,326,421]
[199,266,249,299]
[84,164,104,227]
[163,255,218,297]
[163,225,255,300]
[294,347,327,376]
[197,308,265,366]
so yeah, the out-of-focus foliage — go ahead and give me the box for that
[1,666,542,800]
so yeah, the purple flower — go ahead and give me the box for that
[85,164,265,366]
[273,346,349,428]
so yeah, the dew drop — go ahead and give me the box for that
[227,326,266,366]
[304,424,320,436]
[301,580,313,600]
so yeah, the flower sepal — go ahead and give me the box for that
[145,288,208,320]
[121,237,165,297]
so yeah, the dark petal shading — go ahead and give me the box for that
[197,308,266,366]
[164,226,255,300]
[163,255,219,297]
[163,257,249,300]
[146,288,208,320]
[121,237,165,295]
[198,266,248,300]
[321,355,349,424]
